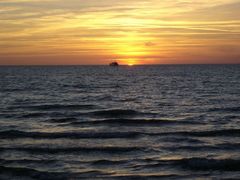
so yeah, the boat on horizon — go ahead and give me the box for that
[109,61,119,66]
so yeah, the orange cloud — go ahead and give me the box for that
[0,0,239,65]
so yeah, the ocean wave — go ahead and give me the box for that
[1,88,26,92]
[0,130,140,139]
[176,158,240,171]
[176,129,240,137]
[209,106,240,113]
[144,129,240,137]
[8,104,97,111]
[0,113,18,119]
[19,112,46,118]
[134,157,240,171]
[0,166,69,180]
[48,117,78,123]
[19,112,83,119]
[71,118,197,126]
[0,164,184,178]
[0,146,144,154]
[0,158,57,165]
[160,137,203,144]
[1,128,239,140]
[18,109,145,119]
[110,174,184,179]
[90,109,140,117]
[164,143,240,151]
[62,83,120,89]
[91,159,129,166]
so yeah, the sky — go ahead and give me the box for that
[0,0,240,65]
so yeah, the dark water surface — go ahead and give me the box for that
[0,65,240,179]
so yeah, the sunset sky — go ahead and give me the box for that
[0,0,239,65]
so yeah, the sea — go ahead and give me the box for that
[0,65,240,179]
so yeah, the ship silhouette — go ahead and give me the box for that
[109,61,119,66]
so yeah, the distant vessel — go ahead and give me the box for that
[109,61,119,66]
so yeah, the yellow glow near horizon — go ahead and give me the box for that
[112,31,150,57]
[120,58,138,66]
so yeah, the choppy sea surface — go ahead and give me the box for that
[0,65,240,179]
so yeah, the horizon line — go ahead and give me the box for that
[0,63,240,66]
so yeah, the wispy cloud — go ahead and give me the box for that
[0,0,239,64]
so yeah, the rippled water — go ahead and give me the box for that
[0,65,240,179]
